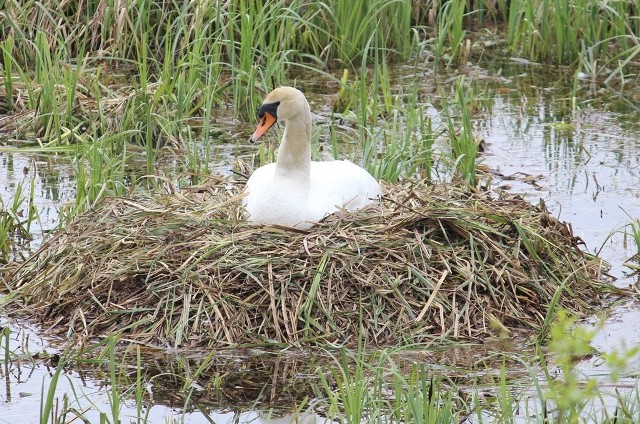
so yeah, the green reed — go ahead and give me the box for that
[0,199,20,261]
[0,0,420,130]
[1,34,14,111]
[225,0,291,115]
[59,134,127,224]
[434,0,468,66]
[314,313,640,423]
[445,77,478,185]
[628,220,640,255]
[321,0,414,65]
[505,0,638,66]
[621,212,640,257]
[369,87,436,182]
[318,343,371,423]
[40,355,65,424]
[0,178,38,261]
[10,313,640,423]
[15,0,638,179]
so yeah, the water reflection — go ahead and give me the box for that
[465,63,640,284]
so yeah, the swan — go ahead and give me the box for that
[244,86,381,229]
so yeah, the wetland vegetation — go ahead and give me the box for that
[1,0,640,422]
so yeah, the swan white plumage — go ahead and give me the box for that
[244,86,381,229]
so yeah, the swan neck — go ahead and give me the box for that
[275,113,312,180]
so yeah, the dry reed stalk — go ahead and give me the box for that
[3,177,622,348]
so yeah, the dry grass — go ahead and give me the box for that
[2,177,621,349]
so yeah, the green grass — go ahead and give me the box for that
[40,355,65,424]
[432,0,469,66]
[311,313,640,423]
[309,311,640,423]
[598,212,640,272]
[1,0,635,151]
[0,0,418,189]
[361,83,437,182]
[623,218,640,255]
[59,135,128,225]
[0,177,39,261]
[312,0,414,65]
[503,0,638,66]
[446,77,480,186]
[621,215,640,272]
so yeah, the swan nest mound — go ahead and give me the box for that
[5,177,621,348]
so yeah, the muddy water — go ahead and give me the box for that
[1,60,640,421]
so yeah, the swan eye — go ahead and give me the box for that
[257,101,280,122]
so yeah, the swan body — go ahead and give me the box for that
[244,87,381,229]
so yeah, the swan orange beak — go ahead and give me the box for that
[250,112,277,142]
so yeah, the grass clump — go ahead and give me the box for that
[0,178,38,262]
[2,177,621,349]
[0,0,416,138]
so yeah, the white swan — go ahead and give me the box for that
[244,86,381,229]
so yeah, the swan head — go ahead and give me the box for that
[250,87,309,143]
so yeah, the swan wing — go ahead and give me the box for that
[308,160,381,219]
[244,163,277,205]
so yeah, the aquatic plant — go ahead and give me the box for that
[0,178,37,262]
[624,218,640,256]
[446,77,479,186]
[0,0,415,130]
[58,136,128,225]
[502,0,639,66]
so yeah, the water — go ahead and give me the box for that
[1,59,640,421]
[473,64,640,283]
[0,152,76,256]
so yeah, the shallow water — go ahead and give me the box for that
[0,317,332,423]
[1,57,640,421]
[473,64,640,283]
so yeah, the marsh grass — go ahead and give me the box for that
[446,77,479,186]
[0,0,637,206]
[364,84,437,182]
[3,311,638,423]
[310,314,640,422]
[623,218,640,256]
[0,0,417,139]
[31,333,158,424]
[58,135,128,225]
[621,217,640,272]
[2,0,634,143]
[319,0,414,65]
[319,345,370,423]
[390,364,456,423]
[596,212,640,272]
[0,177,39,261]
[433,0,468,66]
[503,0,639,66]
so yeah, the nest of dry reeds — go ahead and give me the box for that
[3,177,620,348]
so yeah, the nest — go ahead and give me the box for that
[3,177,619,348]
